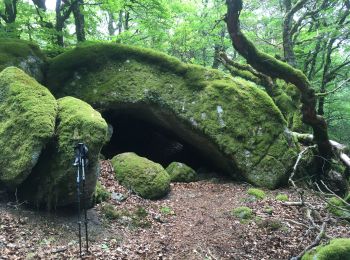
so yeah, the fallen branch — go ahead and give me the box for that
[293,132,350,168]
[292,219,327,260]
[320,180,350,208]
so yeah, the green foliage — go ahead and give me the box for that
[232,206,253,220]
[111,152,171,199]
[94,181,111,204]
[302,238,350,260]
[247,188,266,200]
[101,203,122,220]
[166,162,197,183]
[275,194,289,202]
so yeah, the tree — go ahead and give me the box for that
[225,0,333,165]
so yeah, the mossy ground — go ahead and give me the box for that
[0,67,57,188]
[111,152,171,199]
[302,238,350,260]
[232,206,253,220]
[47,43,297,189]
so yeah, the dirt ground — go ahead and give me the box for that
[0,160,349,259]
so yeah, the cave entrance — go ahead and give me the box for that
[101,108,220,173]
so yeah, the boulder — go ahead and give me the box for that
[19,96,108,209]
[47,43,298,188]
[302,238,350,260]
[0,67,57,188]
[111,152,171,199]
[0,38,46,82]
[166,162,197,182]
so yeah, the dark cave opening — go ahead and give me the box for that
[101,110,219,173]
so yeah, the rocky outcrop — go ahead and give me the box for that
[166,162,197,182]
[0,38,46,82]
[0,67,57,188]
[111,152,170,199]
[19,97,108,209]
[47,43,298,188]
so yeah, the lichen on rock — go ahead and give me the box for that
[0,67,57,188]
[46,43,298,189]
[111,152,171,199]
[0,38,47,82]
[19,96,108,209]
[166,162,197,182]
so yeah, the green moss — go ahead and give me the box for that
[0,67,57,188]
[0,38,47,82]
[111,153,170,199]
[276,194,289,201]
[102,203,122,220]
[94,181,111,204]
[302,238,350,260]
[166,162,197,183]
[232,206,253,220]
[47,43,297,189]
[247,188,266,199]
[19,96,108,209]
[327,197,350,219]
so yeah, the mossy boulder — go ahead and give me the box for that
[302,238,350,260]
[0,67,57,188]
[47,43,298,189]
[0,38,46,82]
[166,162,197,182]
[19,96,108,209]
[111,152,170,199]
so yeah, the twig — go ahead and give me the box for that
[320,180,350,207]
[293,219,327,260]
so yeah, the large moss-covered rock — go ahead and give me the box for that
[19,96,108,209]
[302,238,350,260]
[0,67,57,188]
[166,162,197,182]
[0,38,46,82]
[47,43,298,188]
[111,152,170,199]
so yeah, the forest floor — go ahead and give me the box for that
[0,160,349,260]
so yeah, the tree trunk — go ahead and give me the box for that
[225,0,333,162]
[72,0,86,42]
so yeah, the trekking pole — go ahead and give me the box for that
[81,153,89,253]
[75,155,82,257]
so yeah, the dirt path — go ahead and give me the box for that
[0,161,349,259]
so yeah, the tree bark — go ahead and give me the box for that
[225,0,333,162]
[72,0,86,42]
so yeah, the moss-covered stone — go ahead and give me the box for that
[47,43,298,189]
[0,38,47,82]
[19,96,108,209]
[94,181,111,204]
[302,238,350,260]
[0,67,57,188]
[232,206,253,219]
[166,162,197,182]
[111,152,170,199]
[275,193,289,201]
[247,188,266,199]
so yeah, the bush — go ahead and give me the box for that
[247,188,266,200]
